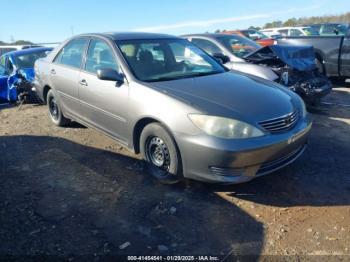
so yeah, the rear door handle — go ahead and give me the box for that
[50,69,56,75]
[79,79,88,86]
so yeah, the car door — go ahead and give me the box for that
[78,38,129,142]
[50,37,89,118]
[340,30,350,77]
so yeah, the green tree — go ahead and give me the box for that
[264,20,283,29]
[13,40,34,45]
[284,18,298,27]
[248,26,261,31]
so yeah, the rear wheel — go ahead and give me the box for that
[140,123,182,184]
[47,89,69,126]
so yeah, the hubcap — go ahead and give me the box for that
[49,97,59,120]
[146,137,170,172]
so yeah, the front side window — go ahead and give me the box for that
[191,38,223,55]
[54,38,88,69]
[85,39,119,74]
[217,35,260,58]
[117,38,226,82]
[290,29,303,36]
[278,29,289,36]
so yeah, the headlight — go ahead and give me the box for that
[188,114,264,139]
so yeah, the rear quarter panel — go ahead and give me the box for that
[34,58,51,101]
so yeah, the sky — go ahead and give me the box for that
[0,0,348,43]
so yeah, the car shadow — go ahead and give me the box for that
[0,135,263,259]
[311,88,350,119]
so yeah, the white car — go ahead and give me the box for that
[260,27,319,37]
[0,45,42,56]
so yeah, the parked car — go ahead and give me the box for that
[0,45,42,56]
[34,32,311,184]
[224,29,275,46]
[260,27,319,37]
[183,33,331,105]
[257,29,281,39]
[276,26,350,78]
[306,23,349,36]
[0,47,52,102]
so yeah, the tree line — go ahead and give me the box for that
[0,40,34,46]
[214,11,350,32]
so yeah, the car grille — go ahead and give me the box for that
[259,110,299,133]
[209,166,243,177]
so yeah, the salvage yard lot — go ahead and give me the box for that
[0,86,350,258]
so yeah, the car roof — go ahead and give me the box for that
[5,47,53,57]
[181,33,231,39]
[78,32,178,41]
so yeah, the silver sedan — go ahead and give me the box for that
[34,32,311,184]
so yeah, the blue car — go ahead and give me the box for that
[0,47,52,102]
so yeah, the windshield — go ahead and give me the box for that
[216,35,260,58]
[116,39,226,82]
[13,50,51,69]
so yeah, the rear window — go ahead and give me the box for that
[14,50,51,69]
[54,38,89,69]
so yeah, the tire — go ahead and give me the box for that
[140,123,182,184]
[46,89,69,127]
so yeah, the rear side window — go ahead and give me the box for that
[85,39,119,74]
[54,38,88,69]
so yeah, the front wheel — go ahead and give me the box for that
[140,123,182,184]
[47,89,69,126]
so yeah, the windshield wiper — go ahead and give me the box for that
[149,71,222,82]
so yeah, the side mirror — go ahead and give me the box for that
[97,68,124,87]
[333,29,339,35]
[212,53,230,64]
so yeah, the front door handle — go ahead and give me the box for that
[50,69,56,75]
[79,79,88,86]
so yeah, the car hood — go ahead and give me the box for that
[149,72,297,123]
[225,62,279,81]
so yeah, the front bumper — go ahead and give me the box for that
[174,117,312,184]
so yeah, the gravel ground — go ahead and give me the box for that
[0,85,349,260]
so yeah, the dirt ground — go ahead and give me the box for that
[0,85,350,260]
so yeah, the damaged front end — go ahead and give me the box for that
[7,68,37,103]
[244,45,332,105]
